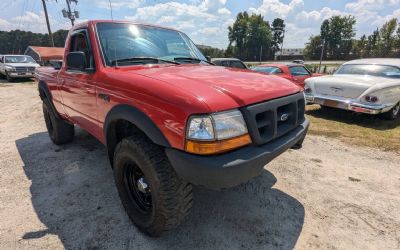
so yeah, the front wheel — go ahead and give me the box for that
[6,72,12,82]
[382,102,400,120]
[113,136,193,237]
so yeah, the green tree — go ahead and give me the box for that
[228,11,273,61]
[304,35,322,60]
[0,29,68,55]
[378,18,398,57]
[271,18,285,58]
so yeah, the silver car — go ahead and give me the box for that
[0,55,40,82]
[305,58,400,120]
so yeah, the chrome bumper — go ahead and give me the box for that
[305,94,392,115]
[8,72,34,78]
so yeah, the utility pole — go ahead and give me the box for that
[319,39,326,73]
[259,46,263,62]
[41,0,54,47]
[62,0,79,26]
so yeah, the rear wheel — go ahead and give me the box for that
[113,136,193,237]
[382,102,400,120]
[42,101,74,145]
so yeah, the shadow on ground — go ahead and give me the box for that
[306,105,400,130]
[16,129,304,249]
[0,78,35,84]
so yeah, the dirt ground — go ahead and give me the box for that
[0,82,399,250]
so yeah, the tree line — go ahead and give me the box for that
[1,14,399,61]
[0,29,68,54]
[304,16,400,60]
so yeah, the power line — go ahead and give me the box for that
[109,0,113,20]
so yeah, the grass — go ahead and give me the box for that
[306,105,400,152]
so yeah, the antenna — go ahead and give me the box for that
[108,0,114,20]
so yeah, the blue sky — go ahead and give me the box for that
[0,0,399,49]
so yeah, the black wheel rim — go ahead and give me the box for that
[123,161,152,214]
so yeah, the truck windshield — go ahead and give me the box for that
[5,56,36,64]
[96,22,207,66]
[335,64,400,78]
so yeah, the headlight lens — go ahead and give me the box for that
[187,117,214,140]
[187,110,248,141]
[5,65,15,71]
[364,95,379,103]
[186,109,251,154]
[212,110,248,140]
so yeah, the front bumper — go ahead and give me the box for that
[166,119,309,189]
[306,94,392,114]
[7,71,35,78]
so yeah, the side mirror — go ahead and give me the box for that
[206,56,211,62]
[66,51,86,70]
[49,60,62,70]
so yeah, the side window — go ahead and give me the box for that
[289,66,310,76]
[221,61,230,67]
[0,56,3,63]
[230,61,246,69]
[69,30,94,70]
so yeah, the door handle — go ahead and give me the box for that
[98,93,110,102]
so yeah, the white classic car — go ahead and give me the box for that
[305,58,400,120]
[0,55,40,82]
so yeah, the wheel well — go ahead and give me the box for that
[106,119,148,166]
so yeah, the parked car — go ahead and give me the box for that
[0,55,40,81]
[35,20,309,237]
[293,59,305,64]
[251,63,322,88]
[211,58,248,69]
[305,58,400,120]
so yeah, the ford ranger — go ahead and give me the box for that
[35,20,309,237]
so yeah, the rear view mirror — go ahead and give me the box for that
[66,52,86,70]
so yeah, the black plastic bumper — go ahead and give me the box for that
[165,119,309,189]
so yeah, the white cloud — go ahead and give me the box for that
[249,0,400,48]
[2,11,70,33]
[124,1,233,48]
[96,0,144,10]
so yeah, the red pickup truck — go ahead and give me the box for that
[35,20,309,236]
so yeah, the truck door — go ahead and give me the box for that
[59,29,99,135]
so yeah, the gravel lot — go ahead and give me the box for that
[1,82,399,249]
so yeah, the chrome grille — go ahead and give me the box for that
[15,67,35,72]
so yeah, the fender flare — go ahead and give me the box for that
[104,104,171,163]
[38,80,60,118]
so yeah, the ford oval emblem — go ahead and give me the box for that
[280,113,289,121]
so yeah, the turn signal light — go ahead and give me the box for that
[185,134,252,155]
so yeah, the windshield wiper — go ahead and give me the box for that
[174,57,214,65]
[111,57,180,66]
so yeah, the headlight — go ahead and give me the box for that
[304,87,312,94]
[364,95,379,103]
[186,109,251,155]
[5,65,15,71]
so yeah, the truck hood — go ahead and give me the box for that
[130,65,301,111]
[308,74,398,99]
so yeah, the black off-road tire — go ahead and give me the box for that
[42,101,74,145]
[113,136,193,237]
[382,102,400,120]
